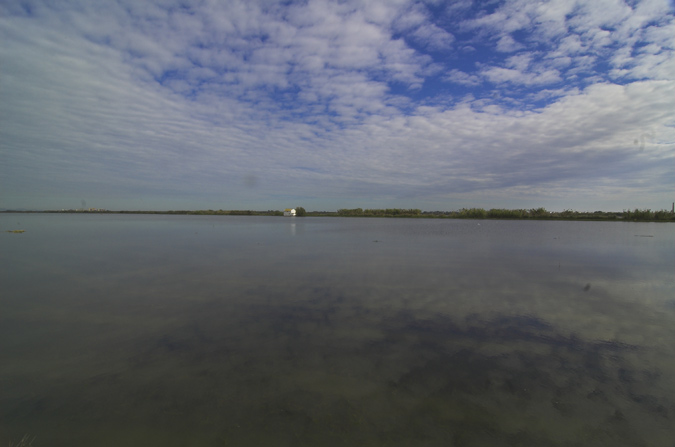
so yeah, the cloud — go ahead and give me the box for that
[480,66,562,86]
[1,0,673,211]
[464,0,674,85]
[409,23,455,51]
[444,69,482,86]
[496,35,523,52]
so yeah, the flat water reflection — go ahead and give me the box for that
[1,214,674,446]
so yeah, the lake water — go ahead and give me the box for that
[1,214,674,446]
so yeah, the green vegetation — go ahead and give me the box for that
[451,207,675,221]
[486,208,526,219]
[337,208,422,217]
[118,209,285,216]
[330,207,675,221]
[623,208,674,221]
[458,208,487,219]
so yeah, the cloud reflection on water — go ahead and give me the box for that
[0,215,673,446]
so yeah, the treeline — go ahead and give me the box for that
[115,209,285,216]
[327,207,675,221]
[335,207,554,219]
[450,207,563,219]
[622,208,675,221]
[110,207,310,216]
[336,208,422,217]
[429,207,675,221]
[11,207,675,221]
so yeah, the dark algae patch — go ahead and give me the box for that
[374,313,669,446]
[18,295,664,447]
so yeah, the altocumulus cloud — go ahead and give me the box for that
[0,0,673,211]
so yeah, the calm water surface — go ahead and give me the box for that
[1,214,674,446]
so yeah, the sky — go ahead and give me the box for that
[1,0,673,212]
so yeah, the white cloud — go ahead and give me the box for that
[410,23,455,50]
[444,69,482,86]
[463,0,674,87]
[480,62,562,86]
[1,0,673,211]
[496,35,522,52]
[392,3,429,31]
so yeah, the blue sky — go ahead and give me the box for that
[1,0,673,211]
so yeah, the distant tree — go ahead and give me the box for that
[295,206,306,217]
[488,208,524,219]
[653,210,672,221]
[528,207,549,218]
[625,208,653,221]
[459,208,487,219]
[338,208,364,216]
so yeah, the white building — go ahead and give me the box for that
[284,208,296,217]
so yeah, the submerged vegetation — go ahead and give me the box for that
[3,207,674,221]
[9,435,34,447]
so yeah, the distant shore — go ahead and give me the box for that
[2,207,674,222]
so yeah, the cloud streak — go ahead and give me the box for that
[1,0,673,211]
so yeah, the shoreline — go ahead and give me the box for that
[2,208,674,222]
